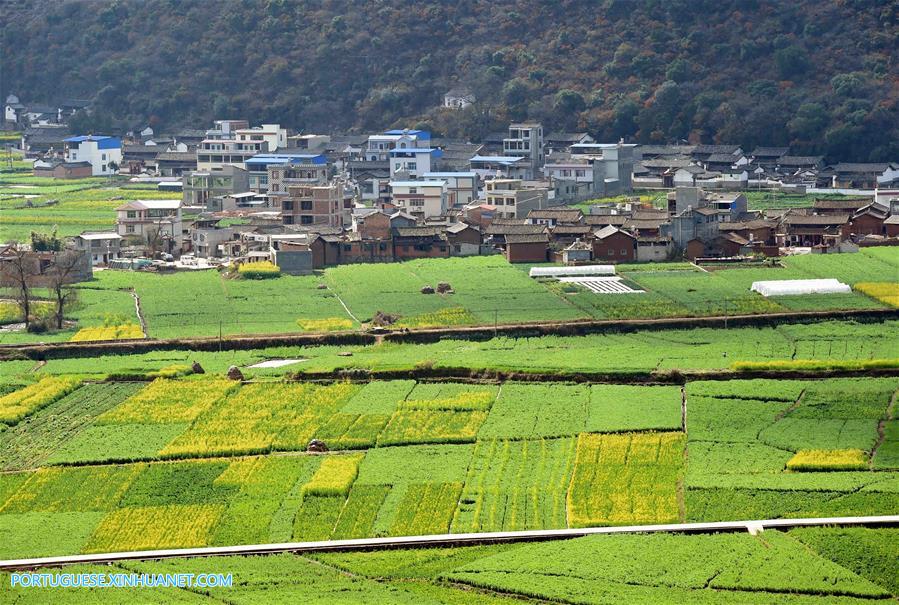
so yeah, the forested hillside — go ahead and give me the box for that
[2,0,897,161]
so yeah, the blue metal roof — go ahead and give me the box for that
[64,135,121,150]
[389,148,442,158]
[383,129,430,140]
[245,153,326,167]
[470,155,524,165]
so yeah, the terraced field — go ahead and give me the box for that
[0,375,895,560]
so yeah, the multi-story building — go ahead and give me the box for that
[281,183,350,228]
[244,153,327,194]
[503,123,544,179]
[388,147,442,178]
[484,179,548,219]
[62,135,122,175]
[182,165,249,207]
[72,231,123,266]
[115,199,183,252]
[365,129,429,162]
[266,159,330,206]
[196,122,286,170]
[544,143,637,201]
[422,172,478,206]
[389,180,447,218]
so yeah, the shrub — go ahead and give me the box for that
[238,261,280,279]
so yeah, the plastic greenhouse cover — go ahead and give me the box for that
[529,265,616,278]
[750,278,851,297]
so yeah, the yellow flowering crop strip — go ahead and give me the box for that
[0,464,144,514]
[98,378,238,424]
[786,449,868,471]
[855,282,899,307]
[238,260,280,279]
[0,376,82,425]
[160,382,357,458]
[69,323,144,342]
[301,454,364,498]
[566,432,685,528]
[296,317,354,332]
[377,410,488,446]
[82,504,224,553]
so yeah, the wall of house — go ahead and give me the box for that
[592,233,636,262]
[273,249,313,275]
[505,242,547,263]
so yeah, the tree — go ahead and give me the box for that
[788,102,827,141]
[2,246,36,329]
[31,229,63,252]
[46,250,82,329]
[774,45,809,79]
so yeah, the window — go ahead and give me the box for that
[607,248,614,255]
[344,244,352,252]
[301,200,313,210]
[126,211,136,218]
[301,216,314,225]
[621,249,627,255]
[410,187,417,194]
[126,225,135,233]
[101,153,106,161]
[282,201,293,211]
[101,164,107,172]
[283,215,294,225]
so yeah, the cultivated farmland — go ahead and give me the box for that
[0,374,895,560]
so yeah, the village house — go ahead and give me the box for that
[32,159,92,179]
[72,231,123,266]
[392,227,450,260]
[849,203,890,237]
[422,172,478,206]
[365,129,430,162]
[544,132,594,153]
[778,213,850,247]
[63,135,122,176]
[526,207,584,227]
[182,165,250,207]
[484,179,548,220]
[830,163,899,189]
[443,87,476,109]
[444,222,482,255]
[389,147,442,178]
[389,180,447,218]
[503,233,549,263]
[592,226,637,263]
[469,154,532,180]
[504,122,544,180]
[245,153,327,193]
[0,247,93,287]
[281,183,350,228]
[115,199,184,252]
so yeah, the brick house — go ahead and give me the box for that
[504,233,548,263]
[592,226,637,262]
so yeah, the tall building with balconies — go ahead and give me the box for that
[503,123,543,179]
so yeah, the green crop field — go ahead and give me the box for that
[1,529,895,603]
[0,373,895,560]
[2,247,896,344]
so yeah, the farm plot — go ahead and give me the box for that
[478,383,589,439]
[558,276,644,294]
[567,432,685,527]
[445,531,892,602]
[452,437,576,532]
[0,376,82,425]
[586,384,682,432]
[0,382,142,470]
[161,382,359,458]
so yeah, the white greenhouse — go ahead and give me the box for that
[750,279,851,297]
[529,265,616,278]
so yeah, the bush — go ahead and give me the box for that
[238,261,281,279]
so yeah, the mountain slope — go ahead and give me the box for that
[2,0,897,161]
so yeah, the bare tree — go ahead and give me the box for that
[46,250,83,329]
[2,246,36,328]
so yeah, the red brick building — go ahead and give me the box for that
[592,226,637,262]
[504,233,548,263]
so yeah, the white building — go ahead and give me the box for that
[423,172,479,206]
[72,231,123,266]
[389,180,447,218]
[366,129,429,162]
[62,135,123,176]
[485,179,548,219]
[504,123,544,179]
[443,87,475,109]
[196,121,286,171]
[115,199,183,249]
[388,147,442,178]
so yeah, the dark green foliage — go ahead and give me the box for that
[118,460,233,507]
[3,0,897,160]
